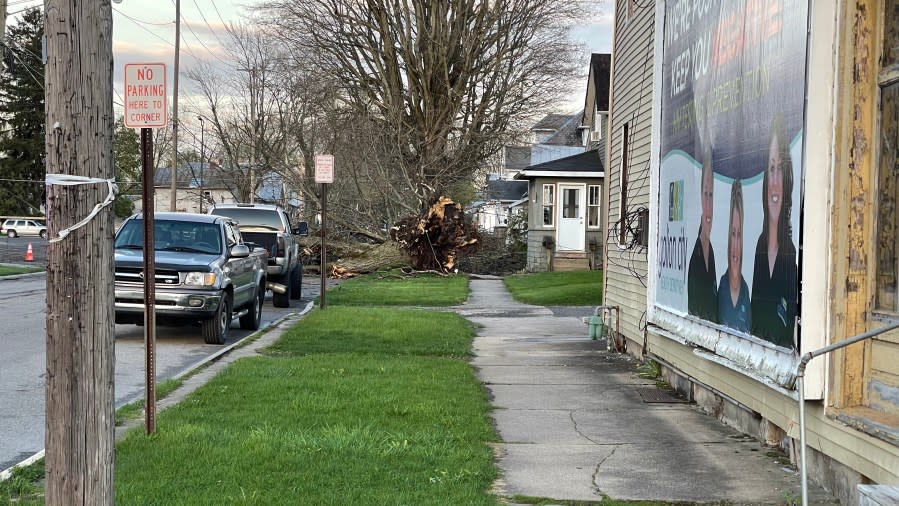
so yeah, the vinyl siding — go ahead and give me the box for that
[604,0,655,347]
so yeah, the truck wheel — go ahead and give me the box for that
[272,273,292,308]
[203,295,231,345]
[290,264,302,300]
[240,286,263,330]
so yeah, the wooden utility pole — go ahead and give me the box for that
[169,0,181,211]
[44,0,115,504]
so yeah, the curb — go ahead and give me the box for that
[0,265,46,281]
[0,300,315,482]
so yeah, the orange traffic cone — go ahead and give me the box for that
[24,243,34,262]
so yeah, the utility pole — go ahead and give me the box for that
[44,0,115,503]
[169,0,181,211]
[238,65,257,203]
[0,0,8,40]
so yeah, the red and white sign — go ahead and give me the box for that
[124,63,167,128]
[314,154,335,184]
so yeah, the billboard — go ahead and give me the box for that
[655,0,807,350]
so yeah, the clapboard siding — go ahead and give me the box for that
[604,0,655,349]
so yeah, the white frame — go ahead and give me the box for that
[587,184,602,229]
[541,183,555,228]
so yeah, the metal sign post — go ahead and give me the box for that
[140,130,156,434]
[126,62,167,434]
[315,155,334,309]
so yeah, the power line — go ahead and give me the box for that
[191,0,229,49]
[178,10,233,68]
[112,7,175,27]
[209,0,230,30]
[113,9,176,49]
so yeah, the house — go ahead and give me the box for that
[581,53,611,163]
[529,112,586,165]
[602,0,899,502]
[506,54,611,272]
[131,162,302,217]
[515,150,604,271]
[131,161,236,214]
[470,177,528,232]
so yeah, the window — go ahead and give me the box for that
[542,184,555,227]
[588,185,601,228]
[619,122,630,244]
[562,188,579,218]
[875,1,899,311]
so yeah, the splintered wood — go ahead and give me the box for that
[389,195,479,273]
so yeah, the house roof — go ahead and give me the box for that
[590,53,611,112]
[484,179,528,201]
[515,149,604,179]
[504,146,531,172]
[531,112,584,146]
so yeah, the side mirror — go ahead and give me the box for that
[293,221,309,237]
[230,244,250,258]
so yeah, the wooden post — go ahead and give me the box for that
[44,0,115,503]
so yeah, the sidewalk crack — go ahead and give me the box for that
[570,410,600,444]
[592,445,618,494]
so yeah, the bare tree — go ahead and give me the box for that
[263,0,584,207]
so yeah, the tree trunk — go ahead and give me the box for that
[332,241,408,274]
[44,1,116,503]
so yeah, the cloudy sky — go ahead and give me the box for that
[9,1,613,115]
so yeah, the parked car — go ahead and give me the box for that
[113,212,268,344]
[2,218,47,238]
[207,203,307,308]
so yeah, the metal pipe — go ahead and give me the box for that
[267,282,286,294]
[794,319,899,506]
[592,305,621,351]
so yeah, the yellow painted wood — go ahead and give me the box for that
[870,340,899,380]
[836,0,880,408]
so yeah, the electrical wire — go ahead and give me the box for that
[112,7,175,27]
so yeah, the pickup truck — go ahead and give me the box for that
[113,212,268,345]
[208,203,306,308]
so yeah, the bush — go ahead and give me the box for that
[457,229,525,275]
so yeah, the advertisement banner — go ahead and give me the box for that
[656,0,807,349]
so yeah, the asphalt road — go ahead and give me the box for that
[0,272,324,472]
[0,236,47,265]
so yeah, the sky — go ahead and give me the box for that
[9,0,613,119]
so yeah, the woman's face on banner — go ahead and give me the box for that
[729,205,743,279]
[767,135,784,224]
[701,165,714,241]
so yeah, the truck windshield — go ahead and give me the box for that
[208,208,282,230]
[114,219,222,255]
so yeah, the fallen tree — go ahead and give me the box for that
[304,196,479,276]
[389,196,479,273]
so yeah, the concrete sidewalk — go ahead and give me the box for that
[455,279,836,505]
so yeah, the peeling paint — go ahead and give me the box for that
[652,307,797,388]
[868,379,899,416]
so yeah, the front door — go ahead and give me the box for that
[557,184,586,251]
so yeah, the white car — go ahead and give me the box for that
[1,218,47,238]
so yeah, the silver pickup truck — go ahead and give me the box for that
[208,203,306,308]
[113,212,267,344]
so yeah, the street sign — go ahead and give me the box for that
[124,63,167,128]
[314,154,335,184]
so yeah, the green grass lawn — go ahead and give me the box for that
[325,270,469,306]
[114,306,498,505]
[0,265,42,277]
[504,270,603,306]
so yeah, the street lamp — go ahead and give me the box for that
[198,115,205,213]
